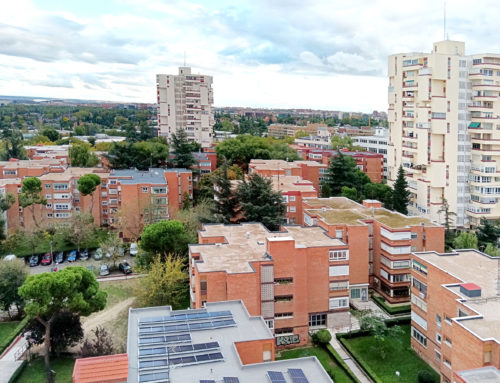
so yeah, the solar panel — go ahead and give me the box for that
[288,368,310,383]
[200,381,216,383]
[268,371,287,382]
[138,372,169,382]
[223,378,240,383]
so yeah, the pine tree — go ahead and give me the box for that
[438,198,457,251]
[392,165,410,215]
[321,151,371,197]
[171,128,196,169]
[213,158,239,223]
[236,173,286,231]
[476,217,500,250]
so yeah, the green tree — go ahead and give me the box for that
[322,151,369,196]
[100,232,124,268]
[64,213,97,251]
[484,243,500,257]
[19,177,47,229]
[171,128,196,169]
[69,143,99,167]
[213,159,239,223]
[476,217,500,250]
[19,266,107,383]
[311,329,332,345]
[453,232,478,249]
[438,198,457,251]
[392,165,410,215]
[0,259,28,319]
[106,139,168,170]
[236,173,286,231]
[417,370,438,383]
[363,182,393,209]
[137,254,189,308]
[331,135,357,150]
[340,186,359,201]
[0,192,15,240]
[77,174,101,214]
[40,127,60,142]
[80,326,115,357]
[1,129,27,160]
[141,220,190,258]
[359,314,404,359]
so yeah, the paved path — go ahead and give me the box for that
[0,334,28,383]
[0,361,24,383]
[81,297,136,332]
[328,330,372,383]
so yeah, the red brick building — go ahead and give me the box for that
[411,250,500,383]
[303,197,444,304]
[189,223,368,345]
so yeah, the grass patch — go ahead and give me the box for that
[99,278,139,308]
[0,317,30,356]
[371,295,411,315]
[341,324,438,383]
[14,356,75,383]
[0,321,20,341]
[277,345,354,383]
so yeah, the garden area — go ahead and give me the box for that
[371,294,411,315]
[339,324,439,383]
[14,357,75,383]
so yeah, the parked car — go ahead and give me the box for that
[29,255,40,267]
[67,250,78,262]
[79,249,89,261]
[118,247,125,257]
[3,254,16,261]
[99,264,110,276]
[41,253,52,266]
[118,261,132,274]
[55,251,65,264]
[129,243,138,256]
[93,248,103,260]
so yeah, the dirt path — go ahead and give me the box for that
[81,297,135,332]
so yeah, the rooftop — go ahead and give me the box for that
[39,167,108,181]
[413,250,500,342]
[271,176,317,194]
[304,197,437,228]
[127,301,332,383]
[249,159,325,170]
[190,223,345,274]
[0,158,63,169]
[73,353,128,383]
[456,366,500,383]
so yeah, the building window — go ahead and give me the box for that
[443,358,451,369]
[265,320,274,330]
[412,277,427,296]
[335,230,343,239]
[275,295,293,302]
[330,281,349,291]
[412,260,427,276]
[309,313,326,327]
[274,277,293,284]
[290,196,296,202]
[436,314,442,330]
[350,288,361,299]
[47,213,53,218]
[435,350,441,361]
[142,187,149,193]
[329,265,349,276]
[411,326,427,347]
[411,232,418,239]
[275,312,293,319]
[290,206,296,213]
[436,333,442,344]
[45,194,52,200]
[444,337,452,347]
[275,327,294,335]
[329,250,349,261]
[329,297,349,309]
[46,203,52,209]
[200,280,207,295]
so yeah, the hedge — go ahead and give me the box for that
[371,295,411,315]
[325,344,361,383]
[336,316,411,340]
[0,316,30,356]
[8,360,27,383]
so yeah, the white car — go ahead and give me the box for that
[3,254,16,261]
[130,243,139,256]
[93,248,103,260]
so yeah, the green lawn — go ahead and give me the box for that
[99,278,140,308]
[277,345,354,383]
[341,324,439,383]
[0,321,20,342]
[14,357,75,383]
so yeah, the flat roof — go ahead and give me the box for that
[304,197,437,228]
[456,366,500,383]
[0,159,63,168]
[249,159,325,170]
[190,223,345,274]
[413,250,500,342]
[39,167,108,181]
[110,168,166,184]
[127,301,332,383]
[271,176,317,193]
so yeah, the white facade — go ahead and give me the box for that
[352,128,389,179]
[156,67,214,148]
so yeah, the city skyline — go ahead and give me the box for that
[2,0,500,111]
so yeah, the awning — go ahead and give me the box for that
[469,122,481,128]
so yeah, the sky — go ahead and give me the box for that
[1,0,500,112]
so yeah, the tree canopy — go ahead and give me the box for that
[0,259,27,319]
[78,173,101,213]
[476,217,500,250]
[213,159,240,223]
[69,143,99,167]
[321,151,371,197]
[106,138,169,170]
[453,232,478,250]
[236,173,286,231]
[0,192,15,240]
[140,220,191,258]
[170,128,196,169]
[392,165,410,215]
[19,177,47,228]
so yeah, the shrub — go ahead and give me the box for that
[312,329,332,345]
[80,326,114,357]
[418,370,438,383]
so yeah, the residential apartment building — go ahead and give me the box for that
[388,40,500,227]
[156,67,214,148]
[2,163,192,240]
[268,123,319,139]
[290,146,385,184]
[125,300,332,382]
[189,223,368,345]
[270,175,318,225]
[352,127,389,179]
[294,126,334,150]
[410,249,500,382]
[302,197,444,304]
[249,159,327,192]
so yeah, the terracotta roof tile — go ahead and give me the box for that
[72,353,128,383]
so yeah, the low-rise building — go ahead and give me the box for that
[303,197,444,304]
[72,354,128,383]
[126,300,332,382]
[189,223,367,345]
[410,249,500,383]
[268,123,319,139]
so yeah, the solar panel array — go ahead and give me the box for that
[137,309,236,383]
[268,371,287,382]
[288,368,310,383]
[223,378,240,383]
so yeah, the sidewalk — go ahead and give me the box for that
[0,334,28,383]
[328,331,372,383]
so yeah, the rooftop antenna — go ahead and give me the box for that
[443,1,447,40]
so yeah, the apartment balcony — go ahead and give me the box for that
[469,197,498,205]
[415,122,430,129]
[402,153,414,159]
[403,82,417,89]
[274,283,294,296]
[471,82,500,91]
